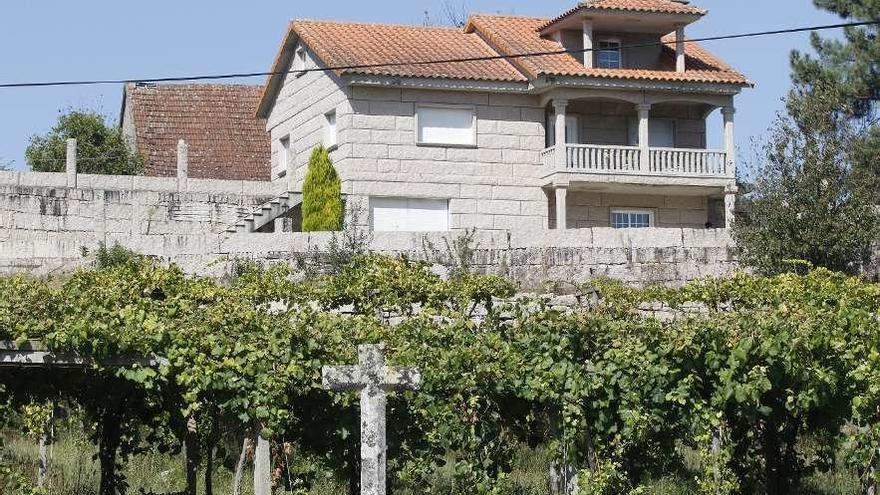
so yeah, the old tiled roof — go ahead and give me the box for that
[466,14,750,85]
[540,0,706,31]
[126,84,270,181]
[293,20,528,82]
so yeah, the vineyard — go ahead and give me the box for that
[0,250,879,495]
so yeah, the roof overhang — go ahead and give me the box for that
[344,74,534,93]
[535,75,749,100]
[540,9,703,36]
[257,21,299,119]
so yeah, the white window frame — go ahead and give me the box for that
[293,46,307,76]
[597,38,622,69]
[278,135,291,179]
[610,209,654,229]
[415,103,477,148]
[369,196,451,232]
[323,110,338,149]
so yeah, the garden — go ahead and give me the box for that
[1,248,878,495]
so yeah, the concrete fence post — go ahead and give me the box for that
[177,139,188,192]
[253,429,272,495]
[65,139,77,188]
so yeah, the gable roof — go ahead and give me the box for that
[124,84,271,181]
[468,14,749,85]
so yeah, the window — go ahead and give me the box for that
[370,197,450,232]
[293,47,306,74]
[278,136,290,178]
[649,119,675,148]
[597,40,621,69]
[417,105,476,146]
[611,209,653,229]
[324,110,337,148]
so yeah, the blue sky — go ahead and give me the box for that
[0,1,839,171]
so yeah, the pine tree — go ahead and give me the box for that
[301,146,343,232]
[790,0,880,200]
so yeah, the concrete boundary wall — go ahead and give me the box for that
[0,227,739,288]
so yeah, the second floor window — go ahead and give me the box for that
[597,40,621,69]
[417,105,476,146]
[324,110,337,148]
[293,47,307,75]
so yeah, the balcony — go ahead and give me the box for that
[541,144,733,182]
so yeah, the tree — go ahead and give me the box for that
[790,0,880,199]
[26,109,143,175]
[733,84,879,276]
[301,146,343,232]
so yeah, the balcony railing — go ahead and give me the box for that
[543,144,731,178]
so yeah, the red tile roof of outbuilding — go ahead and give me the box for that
[125,83,271,181]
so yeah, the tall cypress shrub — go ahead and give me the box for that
[301,146,343,232]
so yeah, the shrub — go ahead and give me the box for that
[301,146,343,232]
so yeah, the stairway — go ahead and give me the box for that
[224,191,303,233]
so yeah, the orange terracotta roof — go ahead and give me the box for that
[466,14,750,85]
[258,9,749,114]
[541,0,706,31]
[125,84,270,181]
[294,20,528,82]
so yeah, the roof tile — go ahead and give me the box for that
[127,84,271,181]
[294,20,527,82]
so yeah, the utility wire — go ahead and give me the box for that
[0,20,877,89]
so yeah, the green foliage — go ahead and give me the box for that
[302,146,343,233]
[90,242,145,270]
[791,0,880,201]
[26,109,143,175]
[1,257,879,494]
[733,85,879,275]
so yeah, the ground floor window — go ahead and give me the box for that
[370,197,450,232]
[611,209,654,229]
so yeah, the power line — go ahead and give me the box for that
[0,20,877,89]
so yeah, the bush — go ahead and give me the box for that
[26,109,143,175]
[302,146,343,232]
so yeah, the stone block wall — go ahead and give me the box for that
[0,170,282,260]
[553,191,710,229]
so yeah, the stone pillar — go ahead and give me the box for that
[675,25,686,73]
[582,19,594,68]
[724,184,738,229]
[553,100,569,172]
[177,139,188,192]
[253,430,272,495]
[636,104,651,171]
[555,183,568,231]
[722,106,736,176]
[65,139,77,189]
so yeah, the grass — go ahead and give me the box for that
[1,427,864,495]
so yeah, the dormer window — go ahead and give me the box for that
[597,40,621,69]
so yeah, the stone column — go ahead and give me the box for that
[177,139,189,192]
[555,183,568,231]
[724,184,738,229]
[722,106,736,177]
[582,19,594,68]
[553,100,569,172]
[253,430,272,495]
[636,104,651,171]
[65,138,77,189]
[675,25,686,73]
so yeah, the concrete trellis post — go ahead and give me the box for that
[177,139,189,192]
[322,344,421,495]
[253,427,272,495]
[65,138,77,188]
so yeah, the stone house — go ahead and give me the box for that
[256,0,751,233]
